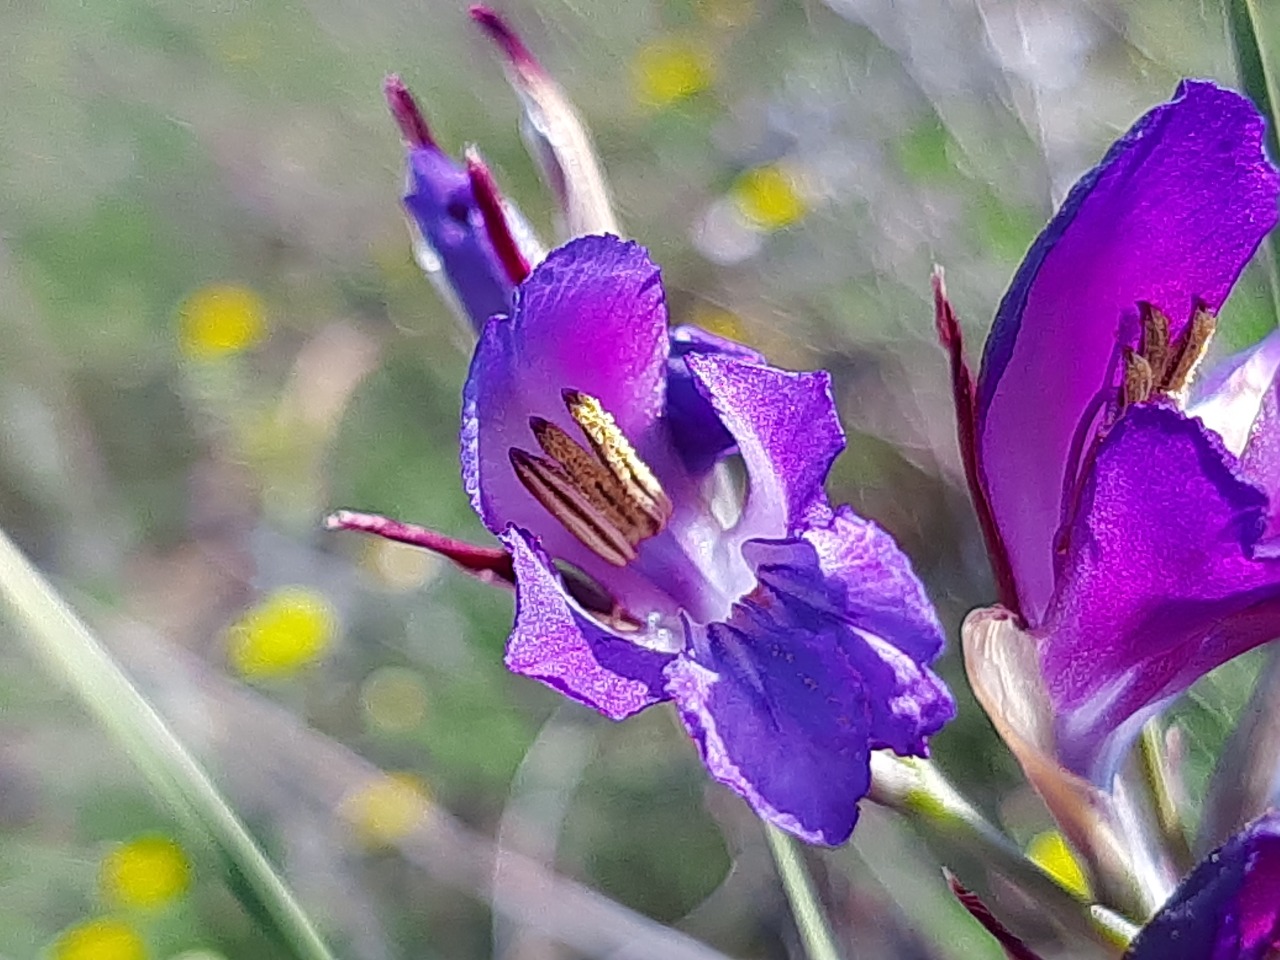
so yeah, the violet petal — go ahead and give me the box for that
[684,353,844,536]
[1125,813,1280,960]
[978,81,1280,622]
[502,526,673,720]
[666,325,763,476]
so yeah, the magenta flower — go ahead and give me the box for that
[949,80,1280,781]
[336,235,953,845]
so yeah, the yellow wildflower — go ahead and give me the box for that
[178,283,266,359]
[227,587,335,680]
[100,834,190,909]
[51,919,146,960]
[631,37,713,108]
[732,164,808,230]
[341,773,431,848]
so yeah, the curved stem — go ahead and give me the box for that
[765,825,844,960]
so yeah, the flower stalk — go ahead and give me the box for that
[765,825,844,960]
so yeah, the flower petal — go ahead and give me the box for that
[1124,813,1280,960]
[684,353,844,537]
[666,517,953,845]
[666,613,872,847]
[1191,330,1280,458]
[743,518,954,756]
[462,235,669,573]
[1041,402,1280,779]
[501,526,673,720]
[978,81,1280,622]
[666,326,763,476]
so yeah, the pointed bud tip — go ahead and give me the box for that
[468,5,540,72]
[464,145,531,284]
[383,74,435,149]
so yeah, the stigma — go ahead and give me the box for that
[1121,301,1216,407]
[510,390,673,566]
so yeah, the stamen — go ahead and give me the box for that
[509,449,637,566]
[562,390,673,526]
[1163,303,1216,396]
[1119,301,1218,406]
[1138,301,1172,384]
[1122,350,1154,407]
[510,392,674,567]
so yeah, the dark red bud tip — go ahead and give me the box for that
[468,5,540,72]
[464,146,531,284]
[384,74,435,149]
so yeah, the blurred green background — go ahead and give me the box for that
[0,0,1276,957]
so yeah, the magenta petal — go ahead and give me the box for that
[502,527,673,720]
[978,81,1280,622]
[684,353,844,536]
[1041,403,1280,778]
[1124,813,1280,960]
[463,235,669,572]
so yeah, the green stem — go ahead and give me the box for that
[868,754,1132,956]
[0,528,336,960]
[1225,0,1280,323]
[765,825,844,960]
[1136,722,1192,872]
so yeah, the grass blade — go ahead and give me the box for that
[0,527,336,960]
[1225,0,1280,323]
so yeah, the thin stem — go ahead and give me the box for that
[765,825,844,960]
[1225,0,1280,325]
[0,528,336,960]
[869,754,1131,955]
[1137,722,1192,872]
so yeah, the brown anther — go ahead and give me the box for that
[510,392,673,566]
[509,448,637,566]
[1138,302,1171,383]
[562,390,673,527]
[1163,304,1216,396]
[1122,350,1154,407]
[1122,301,1218,407]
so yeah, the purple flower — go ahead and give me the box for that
[336,234,953,845]
[949,80,1280,781]
[1123,813,1280,960]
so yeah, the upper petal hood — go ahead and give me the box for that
[977,80,1280,623]
[462,235,670,575]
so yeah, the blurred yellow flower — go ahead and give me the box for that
[178,283,266,359]
[1027,830,1091,899]
[227,587,335,679]
[631,37,713,108]
[732,164,808,230]
[100,834,191,910]
[361,666,429,734]
[689,305,748,344]
[341,772,431,848]
[52,919,147,960]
